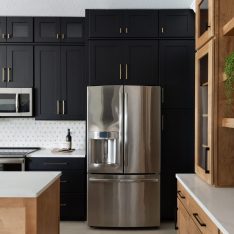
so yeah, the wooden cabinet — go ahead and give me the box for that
[159,10,195,38]
[34,17,85,43]
[0,45,33,88]
[159,40,195,109]
[35,46,86,120]
[0,17,33,42]
[195,0,214,49]
[26,157,87,221]
[89,40,158,85]
[87,10,158,38]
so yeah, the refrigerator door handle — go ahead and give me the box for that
[89,178,159,183]
[124,92,128,167]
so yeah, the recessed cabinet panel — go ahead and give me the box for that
[0,46,7,87]
[0,17,6,42]
[159,10,195,37]
[34,18,60,42]
[7,17,33,42]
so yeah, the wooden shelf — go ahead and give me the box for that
[222,118,234,128]
[223,17,234,36]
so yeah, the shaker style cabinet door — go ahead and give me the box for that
[35,46,61,120]
[60,18,85,43]
[6,46,33,88]
[89,40,123,85]
[34,17,60,42]
[124,40,158,85]
[87,10,124,38]
[61,46,86,120]
[0,17,7,42]
[0,46,7,87]
[159,40,195,109]
[7,17,33,42]
[159,10,195,38]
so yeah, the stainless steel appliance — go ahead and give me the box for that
[0,148,40,171]
[87,85,161,227]
[0,88,33,117]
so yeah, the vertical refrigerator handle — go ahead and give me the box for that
[124,92,128,167]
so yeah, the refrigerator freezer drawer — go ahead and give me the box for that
[88,174,160,227]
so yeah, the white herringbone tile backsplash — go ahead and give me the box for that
[0,118,86,150]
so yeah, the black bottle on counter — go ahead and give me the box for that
[66,129,72,150]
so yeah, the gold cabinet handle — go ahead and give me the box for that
[61,33,65,40]
[161,27,164,33]
[56,33,60,39]
[125,64,128,80]
[125,27,128,34]
[60,203,67,207]
[119,64,122,80]
[57,100,60,115]
[2,68,6,82]
[7,34,12,39]
[7,67,11,82]
[62,100,65,115]
[1,34,6,39]
[119,27,122,34]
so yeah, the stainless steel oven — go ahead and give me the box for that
[0,88,33,117]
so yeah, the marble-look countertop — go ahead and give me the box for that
[0,172,61,198]
[176,174,234,234]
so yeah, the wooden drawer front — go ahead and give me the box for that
[189,198,218,234]
[177,181,190,210]
[60,193,86,221]
[27,157,86,171]
[60,171,86,193]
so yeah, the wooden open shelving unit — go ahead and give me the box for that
[222,118,234,128]
[223,17,234,36]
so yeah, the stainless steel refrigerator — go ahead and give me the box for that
[87,85,161,227]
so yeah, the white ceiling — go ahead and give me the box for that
[0,0,195,17]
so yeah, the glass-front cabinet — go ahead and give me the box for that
[195,0,214,49]
[195,40,214,184]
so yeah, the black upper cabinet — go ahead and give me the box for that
[0,46,33,88]
[89,40,158,85]
[87,10,158,38]
[0,17,33,42]
[61,46,86,120]
[159,10,195,38]
[159,40,195,109]
[35,46,86,120]
[34,17,85,43]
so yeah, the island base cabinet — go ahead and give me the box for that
[0,179,60,234]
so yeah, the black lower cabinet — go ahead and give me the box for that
[26,157,87,221]
[161,109,194,220]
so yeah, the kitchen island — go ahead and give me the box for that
[0,172,61,234]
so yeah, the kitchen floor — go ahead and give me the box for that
[60,222,176,234]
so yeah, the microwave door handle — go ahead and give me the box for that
[15,93,19,113]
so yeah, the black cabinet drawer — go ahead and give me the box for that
[60,171,86,193]
[26,157,86,171]
[60,193,86,221]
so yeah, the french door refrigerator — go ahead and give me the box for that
[87,85,161,227]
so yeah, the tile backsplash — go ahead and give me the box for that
[0,118,86,150]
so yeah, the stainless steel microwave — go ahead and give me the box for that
[0,88,33,117]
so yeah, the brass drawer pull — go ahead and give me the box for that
[119,64,122,80]
[125,64,128,80]
[7,34,12,39]
[7,67,12,82]
[125,27,128,34]
[56,33,60,39]
[60,203,67,207]
[193,213,206,227]
[2,68,6,82]
[61,33,65,40]
[119,27,122,34]
[1,34,6,39]
[57,100,60,115]
[177,190,186,199]
[60,180,67,183]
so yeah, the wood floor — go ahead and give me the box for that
[60,222,176,234]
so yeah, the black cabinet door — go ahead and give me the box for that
[61,46,86,120]
[159,40,195,109]
[0,46,7,87]
[124,40,158,85]
[124,10,158,38]
[7,46,33,88]
[34,17,60,42]
[161,109,194,220]
[0,17,7,42]
[88,10,124,38]
[61,18,85,43]
[89,40,123,85]
[35,46,61,120]
[7,17,33,42]
[159,10,195,38]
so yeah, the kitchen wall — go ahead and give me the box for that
[0,118,86,150]
[0,0,194,16]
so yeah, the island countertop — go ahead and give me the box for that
[0,172,61,198]
[176,174,234,234]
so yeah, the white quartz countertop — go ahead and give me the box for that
[27,149,86,158]
[0,172,61,198]
[176,174,234,234]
